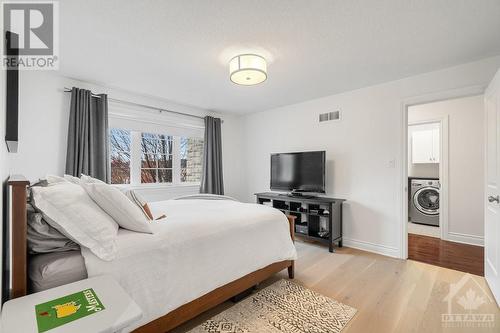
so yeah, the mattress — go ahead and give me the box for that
[29,250,88,292]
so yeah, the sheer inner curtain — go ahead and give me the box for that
[65,87,110,182]
[200,116,224,195]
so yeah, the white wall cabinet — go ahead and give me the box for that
[411,123,440,164]
[431,127,440,163]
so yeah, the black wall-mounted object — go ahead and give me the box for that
[5,31,19,153]
[270,151,326,194]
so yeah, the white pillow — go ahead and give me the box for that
[46,175,68,185]
[80,174,105,184]
[63,174,81,184]
[82,182,153,234]
[31,182,119,261]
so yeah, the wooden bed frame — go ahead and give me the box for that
[5,176,295,332]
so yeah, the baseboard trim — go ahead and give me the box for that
[446,232,484,247]
[342,237,400,258]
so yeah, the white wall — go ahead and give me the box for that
[220,115,246,200]
[10,71,244,201]
[408,96,485,244]
[239,56,500,258]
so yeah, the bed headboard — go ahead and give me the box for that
[3,175,29,301]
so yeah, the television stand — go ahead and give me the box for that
[255,192,345,253]
[280,193,317,199]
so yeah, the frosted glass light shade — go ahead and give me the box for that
[229,54,267,85]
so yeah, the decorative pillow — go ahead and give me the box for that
[82,183,153,233]
[27,205,80,254]
[31,181,119,261]
[124,190,154,220]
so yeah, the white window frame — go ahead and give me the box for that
[108,102,205,189]
[112,131,203,188]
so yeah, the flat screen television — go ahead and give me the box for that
[270,151,325,193]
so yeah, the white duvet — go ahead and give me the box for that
[81,199,297,331]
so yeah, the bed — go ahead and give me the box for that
[6,176,297,332]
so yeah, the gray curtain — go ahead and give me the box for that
[200,116,224,194]
[65,87,110,182]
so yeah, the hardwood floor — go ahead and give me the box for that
[173,241,499,333]
[408,233,484,276]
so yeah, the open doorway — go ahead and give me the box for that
[404,94,485,276]
[407,120,442,238]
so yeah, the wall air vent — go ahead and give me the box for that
[319,113,329,122]
[319,110,341,123]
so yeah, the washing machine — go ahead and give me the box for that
[410,179,440,226]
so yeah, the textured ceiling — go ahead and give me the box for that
[59,0,500,113]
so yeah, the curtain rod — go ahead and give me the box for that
[63,87,206,121]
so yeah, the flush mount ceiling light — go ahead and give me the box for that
[229,54,267,85]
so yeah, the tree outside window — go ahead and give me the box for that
[141,133,173,184]
[110,128,131,184]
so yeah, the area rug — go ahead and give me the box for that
[188,279,357,333]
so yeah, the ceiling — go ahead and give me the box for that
[59,0,500,114]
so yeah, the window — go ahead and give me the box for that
[180,137,204,183]
[110,128,131,184]
[141,133,173,183]
[110,128,203,186]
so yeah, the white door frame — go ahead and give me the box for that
[399,84,485,259]
[407,118,449,241]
